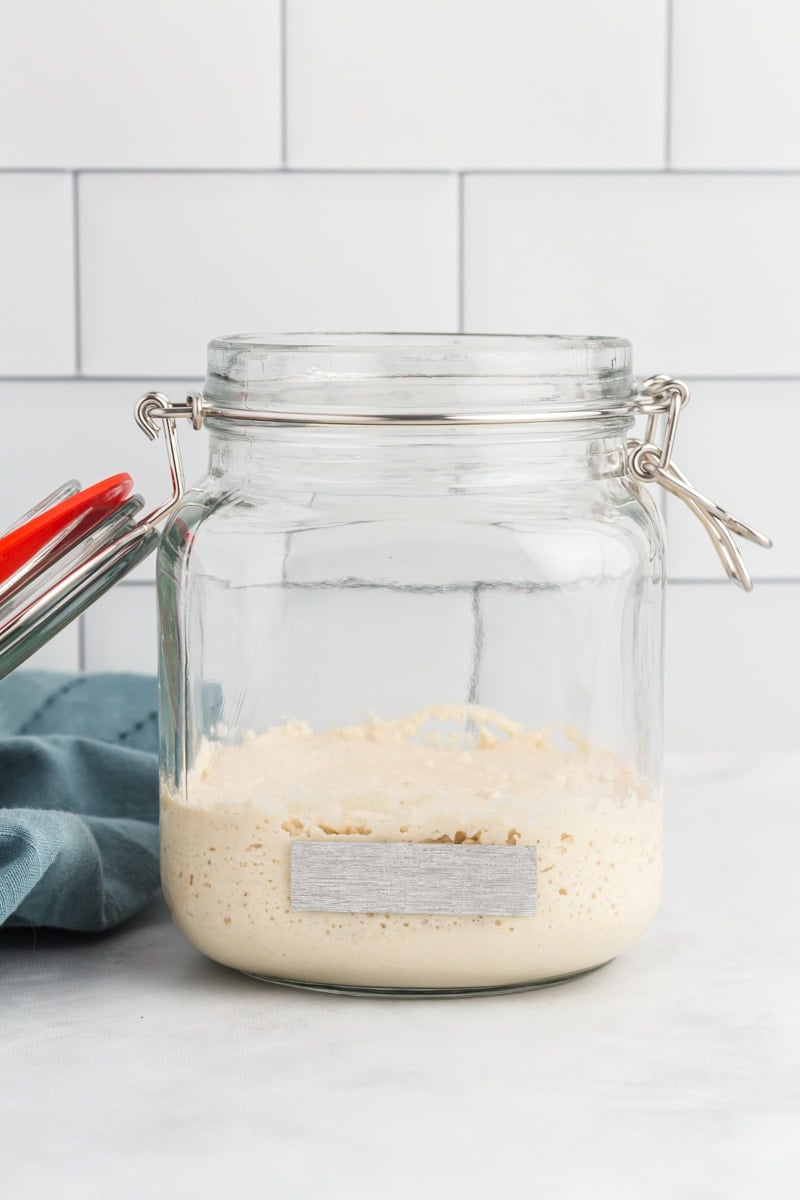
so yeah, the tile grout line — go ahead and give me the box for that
[279,0,288,166]
[71,172,82,373]
[664,0,674,168]
[111,578,800,590]
[467,586,483,703]
[456,172,465,332]
[4,166,800,176]
[668,577,799,587]
[0,376,206,383]
[1,375,799,385]
[655,376,800,383]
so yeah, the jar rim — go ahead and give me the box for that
[204,332,635,419]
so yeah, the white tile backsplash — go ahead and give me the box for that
[286,0,667,169]
[665,583,800,752]
[22,621,80,674]
[83,585,158,676]
[672,0,800,168]
[1,3,798,750]
[463,174,800,377]
[0,1,281,168]
[0,174,74,373]
[79,173,458,375]
[0,380,207,517]
[664,381,798,582]
[0,380,208,578]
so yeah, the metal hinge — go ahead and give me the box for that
[628,376,771,591]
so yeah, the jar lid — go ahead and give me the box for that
[0,474,134,584]
[0,475,158,680]
[204,333,636,421]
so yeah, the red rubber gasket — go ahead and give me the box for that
[0,473,134,584]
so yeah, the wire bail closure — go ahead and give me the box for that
[626,376,771,591]
[136,376,772,590]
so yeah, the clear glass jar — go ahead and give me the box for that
[158,333,665,995]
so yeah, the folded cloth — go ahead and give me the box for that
[0,671,159,932]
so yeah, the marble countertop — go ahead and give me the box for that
[2,755,798,1200]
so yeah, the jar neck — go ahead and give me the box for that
[205,419,633,498]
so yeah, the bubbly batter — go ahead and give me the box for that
[161,706,661,990]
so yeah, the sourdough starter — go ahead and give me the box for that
[161,706,661,989]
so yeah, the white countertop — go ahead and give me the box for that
[3,754,799,1200]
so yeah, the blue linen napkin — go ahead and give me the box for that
[0,671,160,931]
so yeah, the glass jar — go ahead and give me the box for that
[143,332,769,997]
[154,333,670,996]
[0,331,767,992]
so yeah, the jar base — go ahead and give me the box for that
[240,958,614,998]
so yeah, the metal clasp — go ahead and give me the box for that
[629,376,772,591]
[134,391,203,524]
[136,383,773,591]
